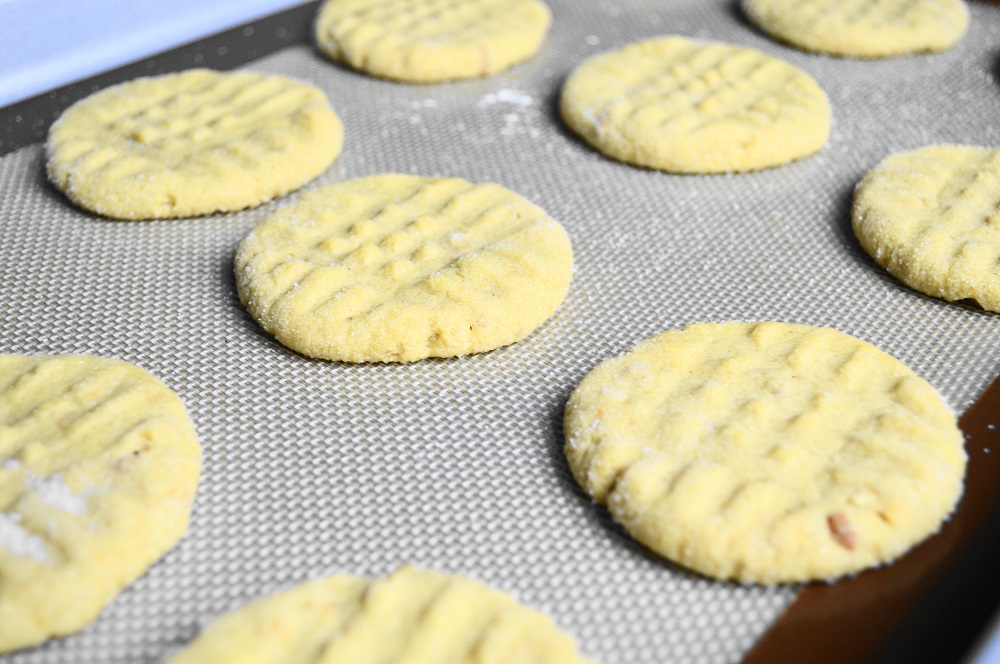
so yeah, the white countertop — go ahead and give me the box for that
[0,0,304,107]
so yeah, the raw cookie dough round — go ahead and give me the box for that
[0,355,201,652]
[166,565,594,663]
[853,145,1000,312]
[314,0,551,82]
[46,69,343,219]
[236,174,573,362]
[743,0,969,58]
[559,37,831,173]
[564,322,966,584]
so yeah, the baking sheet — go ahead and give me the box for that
[2,1,1000,662]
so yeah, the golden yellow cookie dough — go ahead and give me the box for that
[236,174,573,362]
[743,0,969,58]
[564,322,966,584]
[314,0,551,82]
[0,354,201,652]
[853,145,1000,312]
[167,565,595,663]
[559,37,831,174]
[46,69,343,219]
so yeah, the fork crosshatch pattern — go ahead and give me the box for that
[46,70,342,219]
[235,174,573,362]
[315,0,551,81]
[559,37,830,172]
[742,0,969,58]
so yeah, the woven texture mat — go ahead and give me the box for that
[3,1,1000,662]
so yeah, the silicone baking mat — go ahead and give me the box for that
[2,1,999,662]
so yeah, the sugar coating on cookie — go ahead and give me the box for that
[743,0,969,58]
[314,0,551,82]
[166,565,595,663]
[0,355,201,653]
[47,69,343,219]
[236,174,573,362]
[559,37,831,174]
[853,145,1000,313]
[564,322,966,584]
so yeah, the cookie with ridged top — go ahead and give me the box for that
[315,0,551,82]
[743,0,969,58]
[166,565,595,664]
[559,37,830,173]
[0,354,201,652]
[236,174,573,362]
[853,145,1000,312]
[46,69,343,219]
[564,322,966,583]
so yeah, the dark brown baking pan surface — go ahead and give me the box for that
[746,376,1000,663]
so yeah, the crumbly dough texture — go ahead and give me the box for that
[564,322,966,584]
[314,0,551,82]
[743,0,969,58]
[235,174,573,362]
[166,565,594,663]
[46,69,343,219]
[0,355,201,652]
[559,37,830,173]
[853,145,1000,312]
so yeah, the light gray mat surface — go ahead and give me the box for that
[2,1,999,662]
